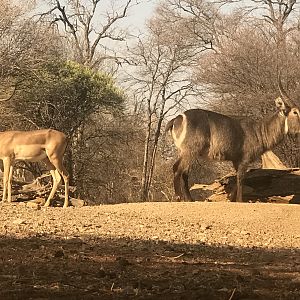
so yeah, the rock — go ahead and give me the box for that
[241,230,250,235]
[32,197,46,205]
[70,198,86,207]
[96,269,107,278]
[124,286,136,295]
[200,224,212,230]
[218,287,230,292]
[12,218,26,225]
[26,201,41,210]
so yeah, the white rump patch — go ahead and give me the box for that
[172,113,187,150]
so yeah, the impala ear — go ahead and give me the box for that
[275,97,290,115]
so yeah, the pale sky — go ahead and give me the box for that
[127,0,158,28]
[112,0,159,35]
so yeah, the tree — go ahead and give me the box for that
[0,1,64,79]
[0,0,66,131]
[126,1,216,200]
[73,111,145,203]
[41,0,140,69]
[13,61,124,132]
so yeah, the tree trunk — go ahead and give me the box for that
[140,116,152,201]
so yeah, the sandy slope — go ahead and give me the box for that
[0,201,299,299]
[1,201,300,248]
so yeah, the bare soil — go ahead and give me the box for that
[0,201,300,299]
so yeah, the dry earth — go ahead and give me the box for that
[0,201,300,299]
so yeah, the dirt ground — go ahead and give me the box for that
[0,201,300,300]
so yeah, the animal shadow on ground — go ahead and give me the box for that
[0,235,299,300]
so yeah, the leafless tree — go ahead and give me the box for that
[0,0,64,121]
[41,0,140,69]
[125,2,216,200]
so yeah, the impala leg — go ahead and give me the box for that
[7,164,13,202]
[56,164,69,208]
[44,169,61,207]
[2,163,8,202]
[2,158,12,203]
[47,157,69,208]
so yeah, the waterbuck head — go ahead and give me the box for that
[277,78,300,135]
[285,104,300,135]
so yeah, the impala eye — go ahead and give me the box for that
[293,110,298,115]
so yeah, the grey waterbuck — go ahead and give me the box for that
[166,96,300,202]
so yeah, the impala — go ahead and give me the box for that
[0,129,69,207]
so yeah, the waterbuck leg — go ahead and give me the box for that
[182,170,193,201]
[173,158,183,199]
[173,157,192,201]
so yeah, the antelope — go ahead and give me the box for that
[166,96,300,202]
[0,129,69,207]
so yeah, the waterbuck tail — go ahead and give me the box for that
[165,118,176,133]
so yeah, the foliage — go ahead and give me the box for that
[13,61,124,134]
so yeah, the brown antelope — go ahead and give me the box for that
[0,129,69,207]
[166,95,300,202]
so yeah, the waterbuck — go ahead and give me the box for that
[166,97,300,202]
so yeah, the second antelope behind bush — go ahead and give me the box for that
[166,97,300,202]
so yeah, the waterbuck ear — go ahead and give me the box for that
[275,97,286,111]
[275,97,291,116]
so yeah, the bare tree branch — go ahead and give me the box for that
[38,0,139,67]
